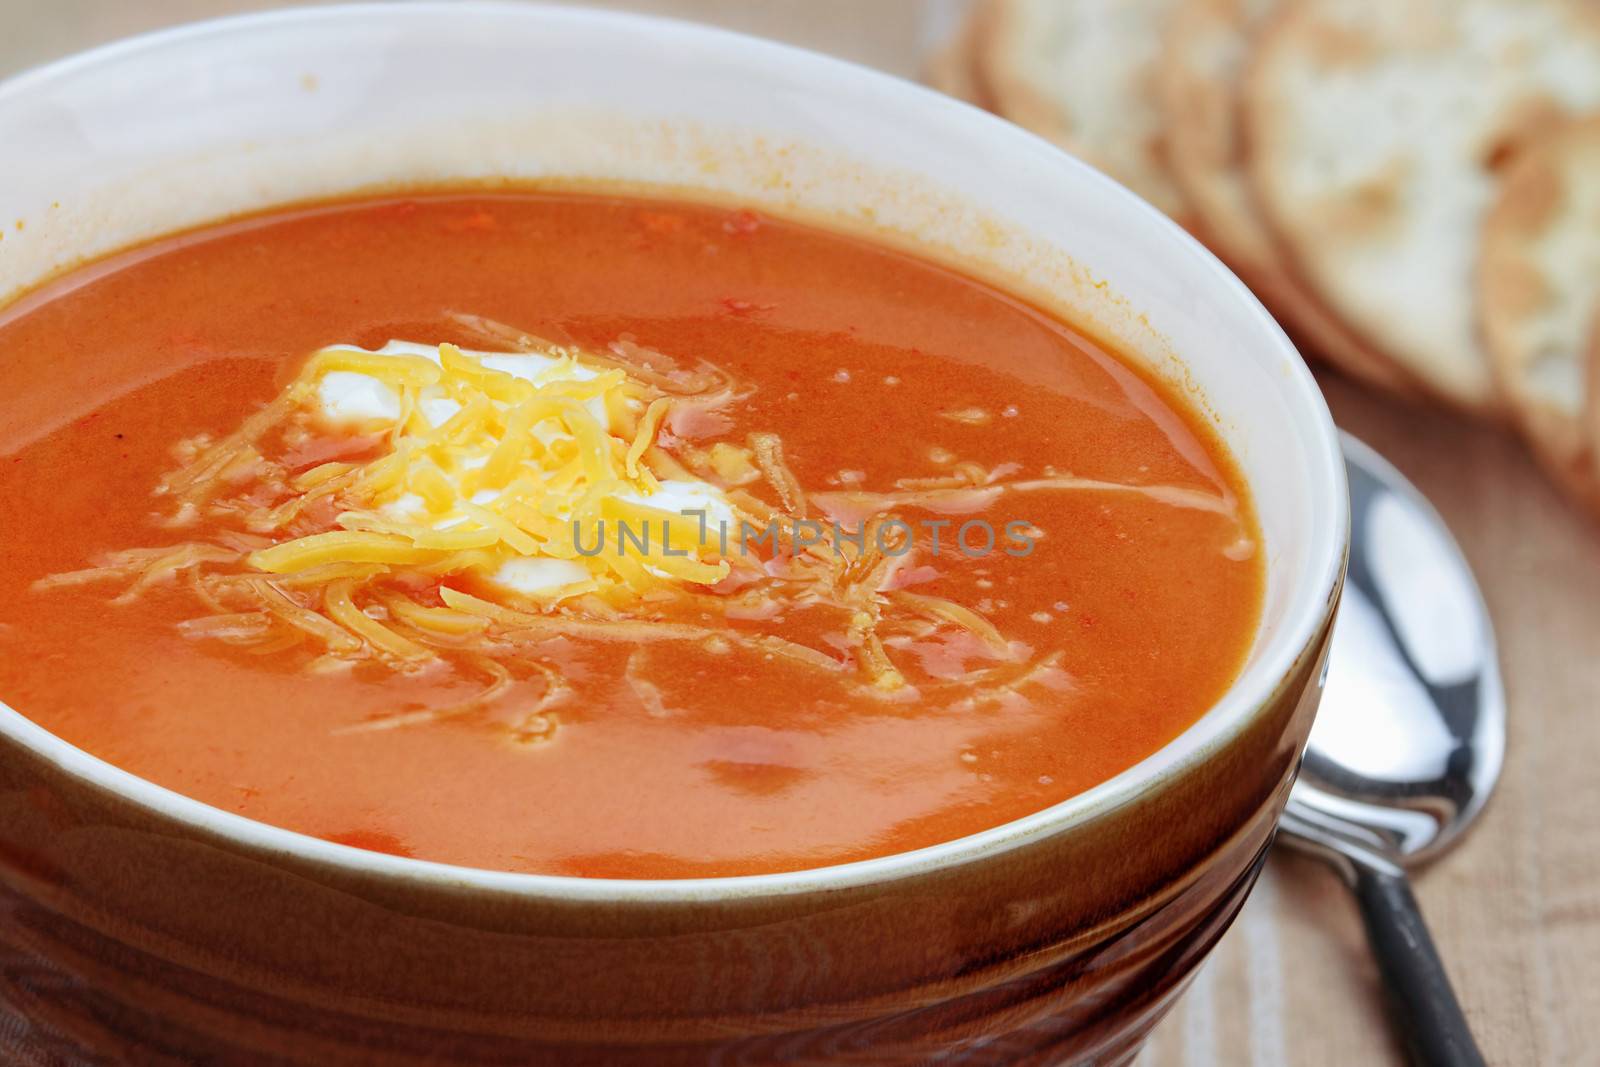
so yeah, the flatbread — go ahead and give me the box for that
[1479,116,1600,488]
[1585,308,1600,506]
[1246,0,1600,414]
[1159,0,1280,269]
[923,3,993,107]
[1157,0,1418,393]
[981,0,1190,221]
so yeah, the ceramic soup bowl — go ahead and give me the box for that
[0,5,1346,1064]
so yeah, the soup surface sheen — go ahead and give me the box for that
[0,193,1261,878]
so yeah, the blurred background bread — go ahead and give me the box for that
[980,0,1191,220]
[1479,117,1600,511]
[935,0,1600,520]
[1157,0,1419,394]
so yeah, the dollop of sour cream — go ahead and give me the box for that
[317,340,607,428]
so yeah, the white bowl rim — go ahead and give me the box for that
[0,0,1348,904]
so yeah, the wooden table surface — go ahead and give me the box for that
[4,2,1597,1064]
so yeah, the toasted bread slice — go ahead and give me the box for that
[1158,0,1417,394]
[981,0,1190,221]
[1480,117,1600,488]
[1574,308,1600,511]
[1246,0,1600,414]
[1159,0,1279,269]
[923,2,994,107]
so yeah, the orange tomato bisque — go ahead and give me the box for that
[0,191,1262,878]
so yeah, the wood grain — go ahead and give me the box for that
[4,3,1598,1064]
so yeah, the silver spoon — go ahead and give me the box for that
[1279,433,1503,1067]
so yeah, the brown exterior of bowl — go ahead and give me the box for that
[0,594,1335,1066]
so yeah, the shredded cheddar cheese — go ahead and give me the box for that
[247,341,732,598]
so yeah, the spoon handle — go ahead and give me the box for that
[1349,857,1486,1067]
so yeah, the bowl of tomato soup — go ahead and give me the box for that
[0,5,1345,1064]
